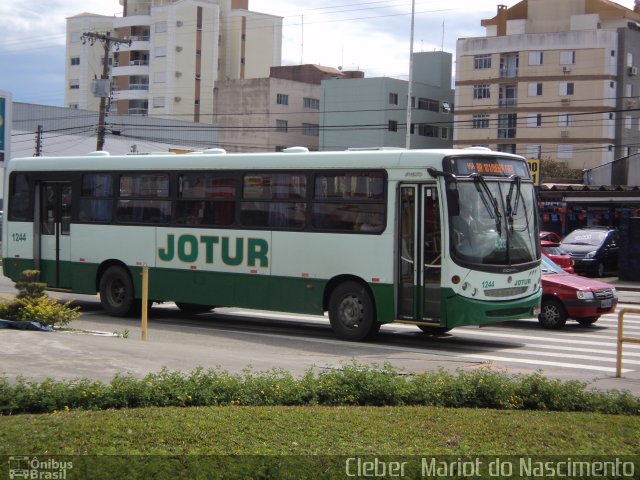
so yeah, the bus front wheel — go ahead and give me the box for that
[99,266,135,317]
[328,281,380,341]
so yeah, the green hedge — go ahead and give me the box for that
[1,363,638,415]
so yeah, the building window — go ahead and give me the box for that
[388,120,398,132]
[389,92,399,105]
[558,144,573,159]
[473,84,490,99]
[627,52,633,67]
[69,79,80,90]
[472,114,490,129]
[276,120,288,132]
[474,54,491,69]
[440,127,449,140]
[70,57,80,66]
[416,124,439,137]
[417,98,439,112]
[303,123,319,136]
[276,94,289,105]
[528,113,542,127]
[155,46,166,57]
[497,144,516,154]
[155,21,167,33]
[526,145,542,159]
[625,116,632,130]
[560,50,575,65]
[69,103,79,109]
[560,82,574,96]
[497,114,517,139]
[559,114,575,127]
[528,51,543,65]
[303,97,320,109]
[153,97,166,108]
[528,83,543,96]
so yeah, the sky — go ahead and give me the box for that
[0,0,637,106]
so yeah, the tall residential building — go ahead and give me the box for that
[213,65,346,152]
[65,0,282,123]
[455,0,640,170]
[320,51,454,151]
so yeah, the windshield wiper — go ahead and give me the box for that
[505,175,521,233]
[470,173,502,236]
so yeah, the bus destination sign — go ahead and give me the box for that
[447,157,531,179]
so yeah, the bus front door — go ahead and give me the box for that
[38,182,72,289]
[398,184,442,324]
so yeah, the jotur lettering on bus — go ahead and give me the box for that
[158,234,269,267]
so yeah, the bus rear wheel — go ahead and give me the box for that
[328,281,380,341]
[99,266,135,317]
[175,302,214,314]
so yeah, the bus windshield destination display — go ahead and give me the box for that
[447,156,531,179]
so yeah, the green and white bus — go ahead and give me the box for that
[2,147,541,341]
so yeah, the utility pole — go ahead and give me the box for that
[34,125,43,156]
[81,32,131,151]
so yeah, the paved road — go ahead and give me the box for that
[2,279,640,395]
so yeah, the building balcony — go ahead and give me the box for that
[112,86,149,101]
[498,98,518,107]
[118,38,150,53]
[499,67,518,78]
[112,63,149,77]
[113,15,152,28]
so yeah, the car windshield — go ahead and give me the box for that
[563,230,606,246]
[448,177,538,267]
[543,245,568,255]
[541,255,565,274]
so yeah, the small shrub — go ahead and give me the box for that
[1,364,639,416]
[0,270,80,327]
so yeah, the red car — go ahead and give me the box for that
[540,231,563,243]
[539,254,618,329]
[540,240,574,274]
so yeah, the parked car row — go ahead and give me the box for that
[539,227,619,278]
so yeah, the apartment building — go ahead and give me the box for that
[65,0,282,123]
[213,65,346,152]
[320,51,454,151]
[455,0,640,170]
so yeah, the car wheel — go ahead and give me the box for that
[576,316,599,326]
[328,281,380,341]
[418,325,452,335]
[538,298,567,329]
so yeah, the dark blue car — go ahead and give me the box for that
[560,227,619,277]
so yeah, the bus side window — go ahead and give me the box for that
[9,173,32,221]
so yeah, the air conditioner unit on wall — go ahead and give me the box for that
[562,66,572,73]
[561,98,570,105]
[560,130,569,137]
[176,46,183,52]
[629,66,638,76]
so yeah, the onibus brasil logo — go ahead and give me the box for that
[8,457,73,479]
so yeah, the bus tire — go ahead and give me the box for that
[99,266,135,317]
[175,302,214,314]
[328,281,380,341]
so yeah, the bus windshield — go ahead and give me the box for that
[449,176,538,268]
